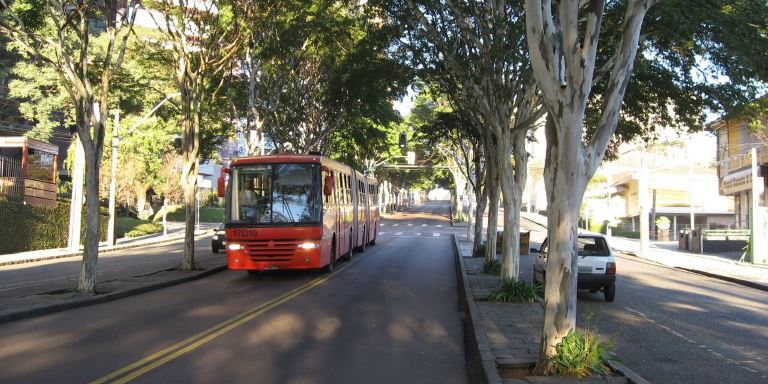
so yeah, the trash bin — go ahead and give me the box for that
[520,231,530,255]
[495,230,531,255]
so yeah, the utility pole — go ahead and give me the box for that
[67,136,85,252]
[639,148,649,257]
[106,93,180,243]
[107,109,120,245]
[749,147,759,263]
[689,152,695,233]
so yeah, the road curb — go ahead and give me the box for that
[453,235,503,384]
[0,264,227,325]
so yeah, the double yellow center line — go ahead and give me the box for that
[91,258,358,384]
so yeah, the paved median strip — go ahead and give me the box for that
[90,257,361,384]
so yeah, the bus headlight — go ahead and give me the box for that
[228,243,243,251]
[297,242,320,249]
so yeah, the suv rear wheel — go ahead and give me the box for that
[604,284,615,302]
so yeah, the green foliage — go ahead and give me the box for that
[0,198,107,254]
[548,319,619,378]
[156,205,223,223]
[487,277,542,303]
[612,228,640,239]
[125,222,164,238]
[483,257,501,275]
[655,216,671,230]
[474,241,487,257]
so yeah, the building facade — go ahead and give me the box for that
[710,117,768,228]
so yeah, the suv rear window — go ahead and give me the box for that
[577,237,610,256]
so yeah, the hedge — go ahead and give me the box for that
[0,198,108,254]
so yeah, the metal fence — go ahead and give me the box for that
[0,154,23,198]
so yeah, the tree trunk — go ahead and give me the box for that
[178,79,202,271]
[473,167,488,257]
[537,114,589,366]
[498,130,527,279]
[484,142,499,262]
[75,146,101,293]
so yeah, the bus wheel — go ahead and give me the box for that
[343,232,353,261]
[358,229,367,253]
[323,241,336,273]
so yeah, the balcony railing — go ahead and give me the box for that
[718,146,767,176]
[0,155,23,199]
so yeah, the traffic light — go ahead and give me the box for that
[398,133,407,149]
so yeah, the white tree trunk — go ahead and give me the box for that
[484,143,499,262]
[76,136,103,293]
[498,130,527,278]
[538,114,588,360]
[524,0,656,368]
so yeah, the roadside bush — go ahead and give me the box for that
[125,222,163,238]
[487,277,542,303]
[548,328,618,378]
[547,311,619,378]
[0,198,107,254]
[483,257,501,275]
[474,241,487,257]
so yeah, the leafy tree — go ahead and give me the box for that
[0,0,138,293]
[379,0,546,277]
[265,1,408,155]
[145,0,247,271]
[524,0,768,369]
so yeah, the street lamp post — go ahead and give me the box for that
[107,93,180,245]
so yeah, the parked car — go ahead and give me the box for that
[211,223,226,253]
[532,233,616,302]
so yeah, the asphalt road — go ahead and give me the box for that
[574,253,768,384]
[0,202,468,384]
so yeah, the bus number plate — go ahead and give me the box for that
[265,266,279,270]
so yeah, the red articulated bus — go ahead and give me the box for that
[217,154,379,274]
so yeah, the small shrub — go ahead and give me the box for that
[487,277,542,303]
[474,241,487,257]
[548,329,618,378]
[483,257,501,275]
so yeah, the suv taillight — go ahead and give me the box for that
[606,262,616,275]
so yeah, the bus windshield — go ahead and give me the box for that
[228,163,321,224]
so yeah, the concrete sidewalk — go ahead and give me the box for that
[455,234,645,384]
[0,222,217,267]
[0,222,226,324]
[521,212,768,292]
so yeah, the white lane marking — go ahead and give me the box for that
[436,225,443,228]
[624,306,759,374]
[416,233,422,236]
[421,224,427,227]
[395,232,403,236]
[433,233,440,237]
[407,223,413,227]
[379,232,386,235]
[381,223,386,226]
[391,223,400,227]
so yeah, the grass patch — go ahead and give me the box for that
[155,205,224,223]
[125,222,164,238]
[474,241,487,257]
[487,277,542,303]
[548,315,619,378]
[116,217,163,238]
[483,257,501,275]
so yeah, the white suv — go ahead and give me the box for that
[532,234,617,302]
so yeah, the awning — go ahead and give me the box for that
[721,168,753,195]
